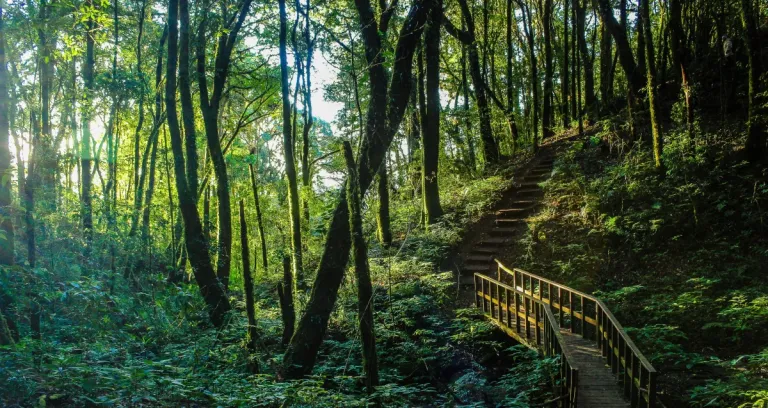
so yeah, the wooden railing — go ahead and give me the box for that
[479,261,657,408]
[474,272,579,407]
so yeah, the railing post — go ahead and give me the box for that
[524,296,530,339]
[505,288,512,328]
[580,296,586,337]
[647,370,657,408]
[474,275,480,308]
[558,287,564,326]
[569,290,574,333]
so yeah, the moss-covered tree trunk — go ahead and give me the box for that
[239,200,259,373]
[376,162,392,246]
[740,0,765,162]
[280,0,428,378]
[423,0,444,224]
[640,0,663,168]
[278,0,304,292]
[166,0,230,327]
[343,141,379,391]
[0,5,14,266]
[541,0,554,138]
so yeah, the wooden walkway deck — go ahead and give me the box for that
[457,154,656,407]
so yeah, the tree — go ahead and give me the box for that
[196,0,255,289]
[443,0,501,165]
[423,0,444,225]
[595,0,642,95]
[239,200,259,373]
[81,0,95,250]
[740,0,765,162]
[279,0,304,292]
[166,0,231,327]
[640,0,662,168]
[541,0,554,138]
[343,140,378,391]
[281,0,429,378]
[0,4,13,266]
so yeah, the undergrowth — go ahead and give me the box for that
[518,127,768,407]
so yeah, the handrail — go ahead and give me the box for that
[474,272,579,407]
[491,260,657,408]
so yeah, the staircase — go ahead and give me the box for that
[457,152,658,407]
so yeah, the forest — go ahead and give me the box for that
[0,0,766,405]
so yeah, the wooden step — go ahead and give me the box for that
[517,181,542,188]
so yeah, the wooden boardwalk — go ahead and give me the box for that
[457,152,656,407]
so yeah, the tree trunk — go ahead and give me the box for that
[599,17,613,111]
[301,1,314,223]
[640,0,663,168]
[279,0,305,292]
[376,161,392,246]
[81,0,95,251]
[0,5,14,266]
[249,161,268,272]
[281,0,428,378]
[343,140,378,392]
[423,0,443,224]
[166,0,231,327]
[562,0,570,128]
[179,0,197,198]
[239,200,260,373]
[575,0,595,121]
[542,0,554,138]
[444,0,500,165]
[740,0,764,162]
[595,0,642,95]
[277,256,295,345]
[196,0,254,290]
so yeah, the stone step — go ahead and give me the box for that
[458,276,476,286]
[496,207,533,215]
[516,188,543,195]
[465,254,493,262]
[480,237,510,245]
[470,246,498,254]
[463,263,493,273]
[489,227,520,236]
[495,218,525,226]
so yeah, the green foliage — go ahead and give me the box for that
[521,127,768,407]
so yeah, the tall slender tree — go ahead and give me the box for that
[279,0,305,292]
[281,0,429,378]
[423,0,443,224]
[0,4,13,266]
[166,0,231,327]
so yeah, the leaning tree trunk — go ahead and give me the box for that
[281,0,429,379]
[196,0,254,290]
[166,0,231,327]
[444,0,500,166]
[596,0,642,95]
